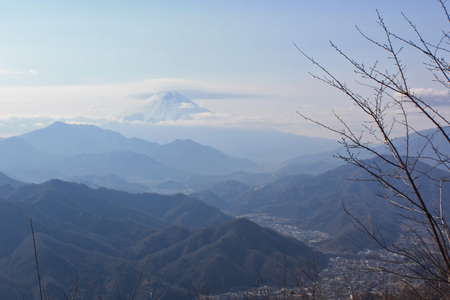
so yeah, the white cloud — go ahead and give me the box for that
[0,68,38,79]
[411,88,450,107]
[0,78,292,125]
[1,77,443,139]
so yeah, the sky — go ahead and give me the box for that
[0,0,448,138]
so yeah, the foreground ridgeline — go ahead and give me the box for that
[0,177,326,299]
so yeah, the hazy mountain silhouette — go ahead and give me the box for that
[151,139,255,174]
[0,122,260,184]
[21,121,160,156]
[276,126,450,177]
[192,180,252,213]
[115,124,340,164]
[69,174,150,193]
[61,151,181,180]
[276,151,343,176]
[186,171,275,192]
[387,126,450,167]
[0,137,56,171]
[0,172,25,189]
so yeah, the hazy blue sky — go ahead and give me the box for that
[0,0,447,138]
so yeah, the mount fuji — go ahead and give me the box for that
[126,91,210,122]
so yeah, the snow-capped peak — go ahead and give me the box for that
[126,91,210,122]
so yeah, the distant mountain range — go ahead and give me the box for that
[111,124,340,164]
[69,174,150,194]
[5,121,442,198]
[195,157,450,253]
[275,125,450,177]
[388,126,450,168]
[0,175,326,299]
[0,172,24,189]
[21,121,160,156]
[276,151,343,177]
[0,122,256,184]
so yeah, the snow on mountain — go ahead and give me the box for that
[126,91,210,122]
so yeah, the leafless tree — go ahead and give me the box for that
[295,0,449,298]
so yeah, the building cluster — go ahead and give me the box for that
[231,214,411,300]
